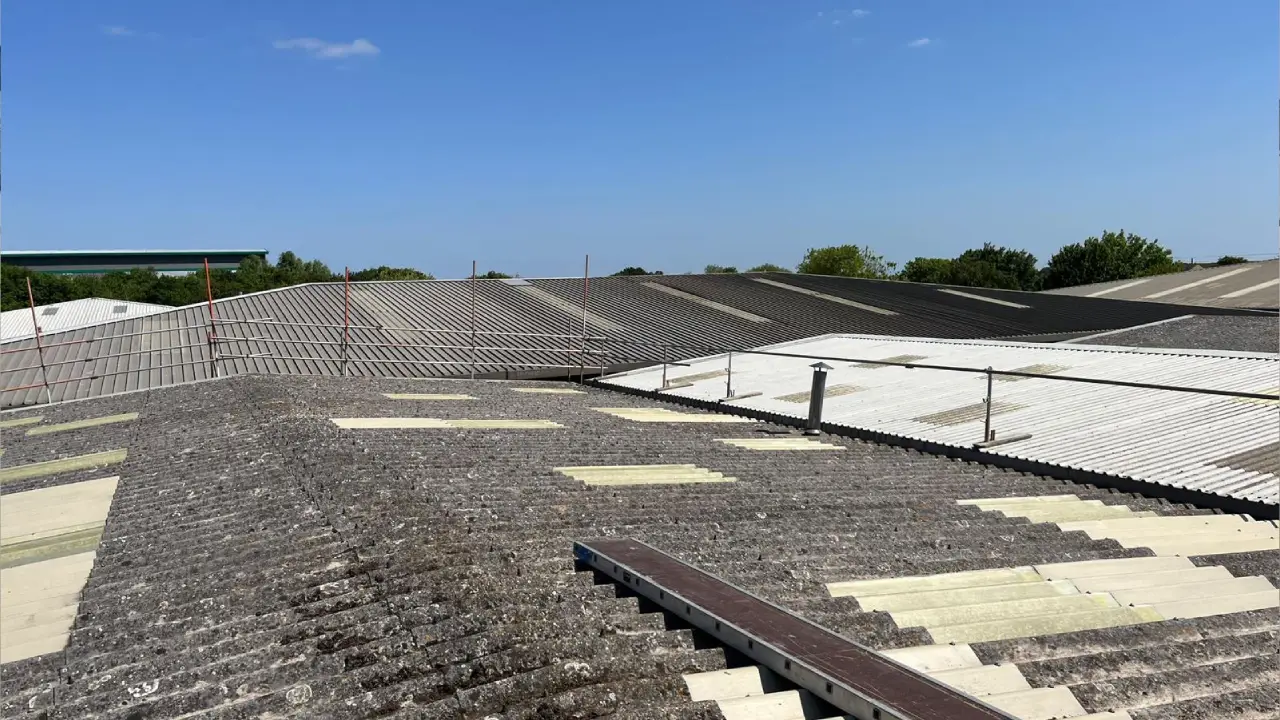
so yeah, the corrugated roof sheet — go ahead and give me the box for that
[0,273,1265,409]
[1042,260,1280,309]
[3,374,1275,718]
[597,334,1280,509]
[0,298,172,342]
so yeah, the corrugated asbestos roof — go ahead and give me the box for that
[0,298,171,342]
[0,272,1265,408]
[597,334,1280,509]
[1042,260,1280,309]
[1062,315,1280,354]
[2,375,1276,718]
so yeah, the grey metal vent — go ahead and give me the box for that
[112,305,129,313]
[41,307,59,316]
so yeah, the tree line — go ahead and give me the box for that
[618,230,1251,292]
[0,230,1255,312]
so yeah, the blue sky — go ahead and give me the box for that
[5,1,1277,278]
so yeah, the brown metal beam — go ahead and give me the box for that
[573,538,1015,720]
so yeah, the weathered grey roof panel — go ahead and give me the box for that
[2,273,1267,408]
[1043,260,1280,309]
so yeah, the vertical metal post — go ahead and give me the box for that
[805,362,832,435]
[203,258,219,378]
[25,278,52,405]
[725,350,734,398]
[983,367,995,443]
[579,255,590,383]
[661,344,669,388]
[341,267,351,377]
[469,260,477,380]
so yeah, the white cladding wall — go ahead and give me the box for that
[599,335,1280,506]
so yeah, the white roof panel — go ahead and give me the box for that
[599,334,1280,508]
[0,298,172,342]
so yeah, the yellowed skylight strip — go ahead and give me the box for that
[592,408,756,424]
[1,552,97,664]
[0,475,121,664]
[25,413,139,437]
[750,277,898,315]
[937,288,1031,309]
[382,393,476,400]
[825,555,1279,644]
[962,495,1280,556]
[555,464,735,486]
[511,388,586,394]
[0,416,43,430]
[330,418,562,429]
[715,438,844,451]
[0,450,128,486]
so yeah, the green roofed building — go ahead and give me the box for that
[1,249,269,276]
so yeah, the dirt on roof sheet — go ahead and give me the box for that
[0,375,1275,719]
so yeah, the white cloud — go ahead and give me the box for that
[102,25,135,36]
[273,37,380,59]
[906,37,931,48]
[819,8,868,24]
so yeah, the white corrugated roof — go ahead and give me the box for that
[599,334,1280,507]
[0,298,172,342]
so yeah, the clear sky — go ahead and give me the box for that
[5,1,1277,278]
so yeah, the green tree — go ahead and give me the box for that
[2,251,437,309]
[956,243,1040,290]
[899,257,954,284]
[796,245,895,279]
[1214,255,1249,266]
[746,263,791,273]
[1041,230,1180,290]
[611,266,662,276]
[476,270,514,279]
[704,264,739,274]
[348,266,433,281]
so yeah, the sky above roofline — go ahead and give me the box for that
[4,0,1276,277]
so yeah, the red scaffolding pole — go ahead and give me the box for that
[25,278,53,404]
[203,258,219,377]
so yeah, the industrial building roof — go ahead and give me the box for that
[1,374,1275,719]
[1063,315,1279,354]
[1042,260,1280,310]
[0,298,172,343]
[0,272,1263,408]
[598,335,1280,513]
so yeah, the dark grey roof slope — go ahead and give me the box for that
[1,375,1276,718]
[1043,260,1280,310]
[1,273,1264,408]
[1065,315,1279,354]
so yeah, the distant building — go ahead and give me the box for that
[1,249,269,276]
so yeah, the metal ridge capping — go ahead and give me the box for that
[574,538,1016,720]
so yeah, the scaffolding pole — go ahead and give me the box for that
[469,260,477,380]
[203,258,219,378]
[579,255,590,383]
[342,267,351,377]
[25,278,53,404]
